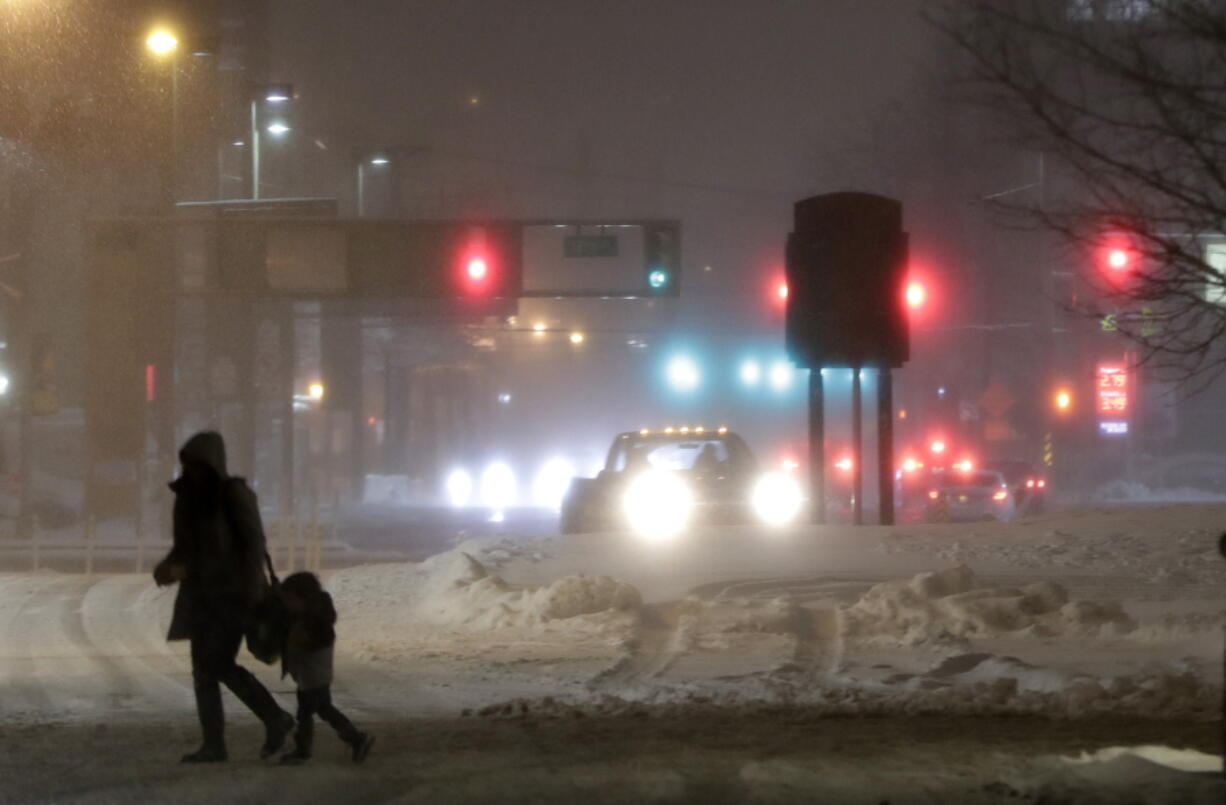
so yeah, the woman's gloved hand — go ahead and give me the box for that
[153,560,187,587]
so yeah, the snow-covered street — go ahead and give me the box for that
[2,504,1225,802]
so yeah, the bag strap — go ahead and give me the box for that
[264,551,279,587]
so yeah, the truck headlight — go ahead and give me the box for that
[622,470,692,542]
[752,472,803,526]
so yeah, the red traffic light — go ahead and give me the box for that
[905,280,926,310]
[466,256,488,282]
[1098,237,1138,286]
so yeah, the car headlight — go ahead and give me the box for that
[751,472,803,526]
[622,470,692,542]
[480,462,517,509]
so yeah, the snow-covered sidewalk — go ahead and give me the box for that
[1,504,1224,802]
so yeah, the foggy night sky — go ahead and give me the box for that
[269,0,941,208]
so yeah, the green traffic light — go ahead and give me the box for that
[648,269,669,289]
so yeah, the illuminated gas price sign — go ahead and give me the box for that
[1097,363,1129,435]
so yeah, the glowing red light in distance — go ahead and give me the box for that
[467,257,488,281]
[835,457,853,472]
[1107,249,1128,270]
[955,459,974,472]
[905,281,926,310]
[928,490,939,500]
[777,283,789,300]
[930,440,946,454]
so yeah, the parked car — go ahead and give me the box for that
[925,469,1016,523]
[982,460,1047,516]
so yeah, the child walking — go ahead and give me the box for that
[277,571,374,765]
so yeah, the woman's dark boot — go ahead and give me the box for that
[184,682,227,763]
[221,664,293,759]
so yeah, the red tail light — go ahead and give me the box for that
[1037,479,1046,488]
[1026,479,1035,488]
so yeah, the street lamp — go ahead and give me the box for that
[145,27,181,212]
[355,150,391,218]
[249,83,293,200]
[353,146,423,217]
[144,27,218,207]
[145,29,179,56]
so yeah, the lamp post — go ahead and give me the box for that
[249,84,293,200]
[145,28,180,211]
[355,152,389,218]
[353,146,424,217]
[145,28,220,206]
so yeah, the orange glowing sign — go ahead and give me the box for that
[1096,364,1129,416]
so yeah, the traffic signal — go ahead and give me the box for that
[1097,236,1139,290]
[905,279,926,311]
[785,193,909,369]
[643,222,681,296]
[444,223,522,298]
[345,220,521,302]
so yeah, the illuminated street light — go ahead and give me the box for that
[1055,388,1073,412]
[666,355,701,392]
[145,29,179,56]
[308,381,325,400]
[569,331,585,345]
[248,84,294,200]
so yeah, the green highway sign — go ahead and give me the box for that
[564,234,618,258]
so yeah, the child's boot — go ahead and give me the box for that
[349,733,375,764]
[281,716,312,765]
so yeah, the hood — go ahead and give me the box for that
[179,431,228,479]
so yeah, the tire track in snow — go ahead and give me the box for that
[588,601,693,690]
[0,574,61,717]
[591,578,852,691]
[78,576,194,712]
[1,576,85,718]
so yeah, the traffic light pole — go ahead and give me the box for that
[878,368,895,525]
[851,366,863,526]
[808,368,826,525]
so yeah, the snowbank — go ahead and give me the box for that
[1095,479,1226,504]
[326,547,642,664]
[840,565,1137,644]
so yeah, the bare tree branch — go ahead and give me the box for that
[927,0,1226,381]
